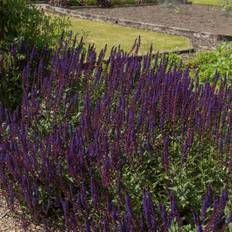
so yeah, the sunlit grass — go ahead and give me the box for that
[191,0,221,5]
[69,17,192,56]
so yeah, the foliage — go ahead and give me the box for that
[67,0,83,5]
[188,43,232,83]
[191,0,232,7]
[0,37,232,231]
[0,0,70,110]
[0,0,69,50]
[221,0,232,15]
[190,0,220,6]
[0,44,50,109]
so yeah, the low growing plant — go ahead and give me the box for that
[188,42,232,83]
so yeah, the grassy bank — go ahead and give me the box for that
[70,17,192,55]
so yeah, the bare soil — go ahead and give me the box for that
[76,4,232,35]
[0,194,44,232]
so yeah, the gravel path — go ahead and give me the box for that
[0,196,24,232]
[76,4,232,35]
[0,194,44,232]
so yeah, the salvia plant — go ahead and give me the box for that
[0,36,232,231]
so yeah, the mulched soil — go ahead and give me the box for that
[76,4,232,35]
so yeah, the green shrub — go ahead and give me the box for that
[0,0,69,50]
[221,0,232,15]
[188,43,232,83]
[0,0,70,110]
[85,0,97,4]
[67,0,83,5]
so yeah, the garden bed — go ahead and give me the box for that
[75,4,232,35]
[40,3,232,50]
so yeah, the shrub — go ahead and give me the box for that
[0,37,232,231]
[221,0,232,15]
[67,0,83,5]
[0,0,69,50]
[0,0,70,110]
[188,43,232,83]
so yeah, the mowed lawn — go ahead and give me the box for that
[70,17,192,55]
[191,0,221,5]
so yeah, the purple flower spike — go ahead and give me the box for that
[192,210,203,232]
[159,203,169,231]
[201,186,213,221]
[162,136,170,174]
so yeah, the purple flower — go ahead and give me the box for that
[162,136,169,174]
[159,203,169,231]
[90,177,98,207]
[192,210,203,232]
[142,191,157,230]
[201,186,213,221]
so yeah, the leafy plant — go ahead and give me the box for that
[1,0,69,50]
[221,0,232,15]
[188,43,232,83]
[0,0,70,109]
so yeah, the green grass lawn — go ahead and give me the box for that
[191,0,221,5]
[69,17,192,55]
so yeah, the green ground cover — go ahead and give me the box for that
[191,0,221,5]
[70,17,192,55]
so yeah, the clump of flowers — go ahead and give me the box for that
[0,37,232,231]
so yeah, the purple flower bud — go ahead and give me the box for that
[142,191,157,230]
[125,193,133,221]
[201,186,213,221]
[85,221,91,232]
[103,219,109,232]
[162,136,169,174]
[159,203,169,231]
[61,200,69,225]
[192,210,203,232]
[90,177,98,207]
